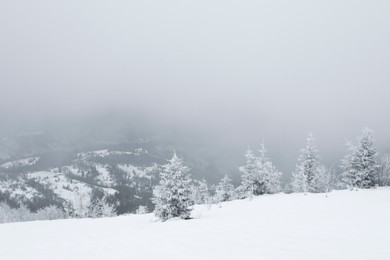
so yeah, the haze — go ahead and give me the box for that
[1,0,389,174]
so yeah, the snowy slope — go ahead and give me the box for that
[118,163,157,179]
[1,188,390,260]
[0,157,40,169]
[28,171,117,206]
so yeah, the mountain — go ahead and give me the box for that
[0,126,230,214]
[0,146,162,214]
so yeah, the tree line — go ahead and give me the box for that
[1,127,389,223]
[152,128,390,221]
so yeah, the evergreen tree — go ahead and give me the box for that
[378,154,390,186]
[291,133,323,193]
[214,175,235,203]
[291,163,308,193]
[239,148,260,197]
[190,179,211,205]
[152,152,194,221]
[199,179,210,204]
[239,144,281,197]
[341,128,379,189]
[257,144,282,194]
[316,165,336,197]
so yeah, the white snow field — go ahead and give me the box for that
[1,188,390,260]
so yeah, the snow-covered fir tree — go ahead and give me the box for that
[257,143,282,194]
[341,128,379,189]
[378,154,390,186]
[239,144,281,198]
[214,175,235,203]
[196,179,211,204]
[316,165,336,197]
[191,179,211,204]
[152,152,194,221]
[239,148,260,197]
[291,133,323,193]
[291,163,307,193]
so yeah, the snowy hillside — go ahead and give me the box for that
[0,147,161,213]
[1,188,389,260]
[0,157,40,169]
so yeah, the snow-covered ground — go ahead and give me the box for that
[76,148,148,160]
[0,156,40,169]
[28,171,117,207]
[118,164,156,179]
[1,188,389,260]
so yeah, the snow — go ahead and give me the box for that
[28,171,117,203]
[0,156,40,169]
[76,148,147,160]
[0,180,41,201]
[29,171,93,202]
[77,149,110,159]
[134,147,148,155]
[61,165,82,176]
[118,164,156,179]
[29,171,54,179]
[1,188,390,260]
[6,186,39,201]
[95,164,115,187]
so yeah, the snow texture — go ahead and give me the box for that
[1,188,389,260]
[117,164,155,180]
[341,128,379,188]
[0,156,40,169]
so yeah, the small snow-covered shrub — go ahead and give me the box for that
[88,198,116,218]
[63,194,116,219]
[136,205,149,214]
[0,203,65,224]
[35,205,66,221]
[0,203,20,223]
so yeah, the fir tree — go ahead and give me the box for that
[214,175,235,203]
[257,143,282,194]
[198,179,211,204]
[190,179,212,205]
[378,154,390,186]
[291,133,323,193]
[239,148,260,197]
[152,152,194,221]
[341,128,379,189]
[291,163,308,193]
[317,165,336,197]
[239,144,281,197]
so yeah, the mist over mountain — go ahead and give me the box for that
[1,0,390,219]
[1,110,390,183]
[1,1,390,179]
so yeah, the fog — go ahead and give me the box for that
[1,0,390,174]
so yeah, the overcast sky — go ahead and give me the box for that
[1,0,390,168]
